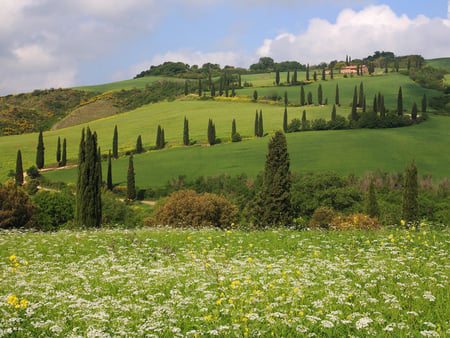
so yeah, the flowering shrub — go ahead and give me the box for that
[330,213,381,231]
[153,189,238,228]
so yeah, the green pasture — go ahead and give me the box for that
[0,99,339,181]
[43,115,450,188]
[426,57,450,72]
[73,76,176,93]
[238,72,440,112]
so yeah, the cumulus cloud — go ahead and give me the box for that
[256,5,450,64]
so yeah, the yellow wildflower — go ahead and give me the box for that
[7,294,18,306]
[247,257,253,263]
[9,255,17,262]
[20,299,28,309]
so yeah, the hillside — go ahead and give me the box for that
[426,57,450,72]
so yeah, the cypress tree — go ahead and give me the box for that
[136,135,143,153]
[292,69,297,84]
[373,94,378,114]
[184,80,189,96]
[198,79,202,96]
[253,90,258,101]
[331,104,336,121]
[211,84,216,97]
[112,125,118,159]
[335,83,340,106]
[258,110,263,137]
[380,95,386,118]
[15,149,23,186]
[127,155,136,200]
[254,111,259,137]
[363,95,366,113]
[238,74,242,88]
[231,83,235,97]
[61,138,67,166]
[358,82,364,108]
[287,71,290,84]
[161,128,165,148]
[377,92,382,113]
[322,68,326,81]
[318,84,323,105]
[183,116,189,146]
[301,110,308,130]
[36,130,45,169]
[253,130,292,227]
[283,107,288,132]
[56,136,61,164]
[307,91,313,105]
[284,91,288,107]
[275,70,280,86]
[306,64,310,81]
[421,94,427,113]
[300,84,305,106]
[351,86,358,121]
[107,150,113,191]
[76,127,102,227]
[365,178,379,218]
[397,86,403,116]
[411,102,418,121]
[313,71,317,82]
[232,119,237,137]
[330,67,334,80]
[208,119,216,145]
[402,160,418,223]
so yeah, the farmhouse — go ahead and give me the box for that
[340,65,368,74]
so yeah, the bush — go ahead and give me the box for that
[0,180,36,229]
[330,213,381,231]
[231,132,242,142]
[309,206,335,230]
[102,191,147,228]
[33,191,74,231]
[153,190,238,228]
[27,166,40,179]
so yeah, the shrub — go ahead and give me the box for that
[0,180,36,229]
[102,191,147,228]
[27,166,40,179]
[231,132,242,142]
[330,213,381,231]
[33,191,74,231]
[309,206,335,229]
[153,190,238,228]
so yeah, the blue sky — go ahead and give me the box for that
[0,0,449,95]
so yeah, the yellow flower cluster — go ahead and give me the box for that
[7,295,28,309]
[9,255,27,273]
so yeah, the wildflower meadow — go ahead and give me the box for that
[1,226,449,337]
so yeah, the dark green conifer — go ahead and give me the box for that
[287,71,290,84]
[36,130,45,169]
[208,119,216,145]
[253,90,258,101]
[351,86,358,121]
[292,69,297,84]
[307,91,313,105]
[211,84,216,97]
[380,95,386,118]
[313,71,317,82]
[358,82,364,108]
[15,149,23,186]
[421,94,427,113]
[127,155,136,200]
[283,107,288,132]
[397,86,403,116]
[306,64,310,81]
[402,160,418,223]
[276,70,280,86]
[301,110,308,130]
[318,84,323,105]
[284,91,288,107]
[331,104,336,121]
[322,68,326,81]
[112,125,118,159]
[373,94,378,114]
[184,81,189,96]
[136,135,143,153]
[300,84,305,106]
[76,127,102,227]
[56,136,61,164]
[198,79,202,96]
[330,67,334,79]
[183,116,189,146]
[335,83,340,106]
[253,131,292,227]
[411,102,418,121]
[232,119,237,137]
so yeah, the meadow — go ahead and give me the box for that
[43,114,450,188]
[1,226,448,337]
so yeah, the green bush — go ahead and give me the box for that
[309,206,335,230]
[0,180,36,229]
[102,191,148,228]
[153,190,238,228]
[231,132,242,142]
[33,191,74,231]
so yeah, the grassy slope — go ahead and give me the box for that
[426,57,450,72]
[1,71,448,184]
[43,114,450,187]
[73,76,175,92]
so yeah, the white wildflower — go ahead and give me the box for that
[355,317,373,330]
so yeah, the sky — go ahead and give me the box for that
[1,0,449,95]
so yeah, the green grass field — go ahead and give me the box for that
[426,57,450,72]
[1,226,448,336]
[42,114,450,188]
[73,76,176,92]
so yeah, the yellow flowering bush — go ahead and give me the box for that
[330,213,381,231]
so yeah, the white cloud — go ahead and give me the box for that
[256,4,450,64]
